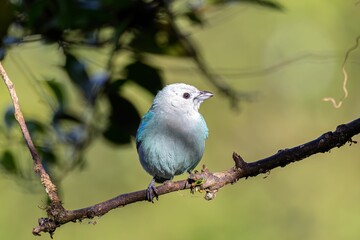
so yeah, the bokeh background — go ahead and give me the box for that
[1,0,360,239]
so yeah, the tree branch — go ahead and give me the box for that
[1,61,359,237]
[0,63,63,203]
[32,117,359,237]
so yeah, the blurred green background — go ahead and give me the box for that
[1,0,360,239]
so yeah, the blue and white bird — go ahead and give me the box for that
[136,83,213,202]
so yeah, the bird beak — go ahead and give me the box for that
[195,91,213,103]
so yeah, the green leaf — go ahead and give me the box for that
[125,60,163,96]
[212,0,283,10]
[0,150,17,174]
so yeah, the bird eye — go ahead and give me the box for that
[183,92,190,99]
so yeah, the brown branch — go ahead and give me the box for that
[0,63,62,204]
[31,117,360,237]
[2,60,360,237]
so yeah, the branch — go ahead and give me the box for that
[2,59,360,237]
[0,63,63,203]
[32,117,359,237]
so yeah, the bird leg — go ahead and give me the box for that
[146,178,159,203]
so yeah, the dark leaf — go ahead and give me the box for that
[52,110,82,125]
[130,21,189,56]
[103,122,131,144]
[184,11,204,26]
[239,0,283,11]
[26,120,46,135]
[0,47,5,60]
[64,53,106,104]
[37,146,57,165]
[45,80,67,109]
[125,60,163,96]
[212,0,283,10]
[52,110,87,146]
[0,1,14,39]
[3,36,22,45]
[77,0,102,10]
[64,53,91,99]
[103,85,141,144]
[88,72,109,101]
[4,106,15,130]
[0,150,17,174]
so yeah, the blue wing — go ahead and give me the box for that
[200,114,209,139]
[136,111,154,150]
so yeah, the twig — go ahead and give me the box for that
[0,63,62,205]
[323,35,360,108]
[31,117,360,237]
[2,55,360,238]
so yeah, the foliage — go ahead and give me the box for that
[0,0,281,189]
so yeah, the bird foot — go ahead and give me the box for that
[146,179,159,203]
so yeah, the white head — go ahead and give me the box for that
[151,83,213,113]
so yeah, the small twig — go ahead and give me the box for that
[323,35,360,108]
[30,117,360,237]
[0,62,62,205]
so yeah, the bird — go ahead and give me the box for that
[136,83,213,202]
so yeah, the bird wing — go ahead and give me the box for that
[136,110,154,150]
[200,114,209,139]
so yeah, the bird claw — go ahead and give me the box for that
[146,179,159,203]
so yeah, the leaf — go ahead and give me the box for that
[45,80,67,109]
[0,47,5,61]
[77,0,102,10]
[52,110,82,125]
[26,120,46,136]
[64,53,91,100]
[212,0,283,10]
[130,22,189,56]
[103,83,141,144]
[184,11,204,26]
[125,60,163,96]
[37,146,57,165]
[0,150,17,174]
[51,110,86,145]
[4,106,15,130]
[239,0,283,11]
[88,72,109,103]
[3,36,22,45]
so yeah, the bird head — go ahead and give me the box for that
[152,83,213,113]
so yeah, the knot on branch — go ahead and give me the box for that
[187,165,221,200]
[46,202,66,220]
[32,217,59,238]
[32,203,67,238]
[186,154,249,201]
